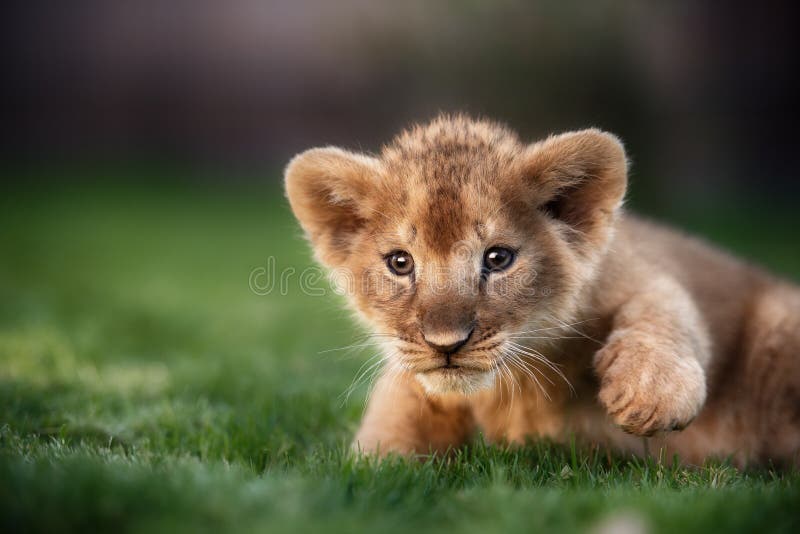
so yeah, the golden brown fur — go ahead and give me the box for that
[285,114,800,467]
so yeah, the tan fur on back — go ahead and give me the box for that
[285,114,800,467]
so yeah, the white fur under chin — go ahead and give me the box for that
[415,368,496,395]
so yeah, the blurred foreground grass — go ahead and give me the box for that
[1,177,798,533]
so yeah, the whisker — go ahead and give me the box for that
[380,360,409,408]
[507,335,587,341]
[499,351,521,396]
[341,352,388,406]
[507,342,576,396]
[502,347,552,402]
[507,343,563,377]
[491,356,504,405]
[494,348,518,416]
[344,352,384,388]
[318,341,387,354]
[504,346,555,385]
[505,349,554,388]
[364,358,400,409]
[509,317,599,336]
[550,316,604,345]
[503,360,517,417]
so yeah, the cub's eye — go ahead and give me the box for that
[386,251,415,276]
[483,246,515,273]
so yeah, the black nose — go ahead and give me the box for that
[424,328,474,354]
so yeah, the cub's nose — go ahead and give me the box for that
[423,328,474,354]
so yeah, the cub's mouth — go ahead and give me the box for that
[420,363,478,373]
[404,330,502,394]
[414,358,496,395]
[418,359,484,374]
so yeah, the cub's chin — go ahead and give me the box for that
[415,367,496,395]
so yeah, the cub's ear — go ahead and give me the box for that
[523,129,628,247]
[284,147,381,268]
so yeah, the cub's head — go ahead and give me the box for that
[285,115,627,395]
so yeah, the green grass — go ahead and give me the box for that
[1,178,799,533]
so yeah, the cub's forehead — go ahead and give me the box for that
[372,116,525,253]
[375,178,507,255]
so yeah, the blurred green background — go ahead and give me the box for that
[2,1,799,532]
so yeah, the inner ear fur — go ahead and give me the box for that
[284,147,381,267]
[523,128,628,244]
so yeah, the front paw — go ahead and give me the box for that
[595,332,706,436]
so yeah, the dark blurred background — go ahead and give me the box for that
[4,1,799,208]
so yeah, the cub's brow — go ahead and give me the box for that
[364,228,414,253]
[474,221,486,240]
[407,225,417,244]
[363,227,405,240]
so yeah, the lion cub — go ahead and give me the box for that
[285,115,800,467]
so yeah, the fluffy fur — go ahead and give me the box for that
[285,114,800,467]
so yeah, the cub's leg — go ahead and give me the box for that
[594,276,711,436]
[353,371,475,456]
[741,285,800,466]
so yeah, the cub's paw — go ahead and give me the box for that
[594,331,706,436]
